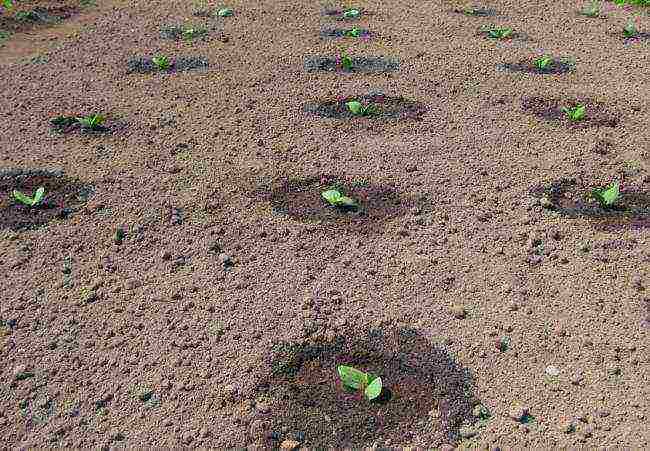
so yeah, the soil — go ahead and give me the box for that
[126,56,209,74]
[500,57,576,75]
[452,7,499,17]
[320,26,372,39]
[1,0,649,449]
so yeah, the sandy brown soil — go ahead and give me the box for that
[1,0,649,449]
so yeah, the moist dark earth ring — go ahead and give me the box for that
[304,93,427,120]
[126,56,210,74]
[304,56,399,73]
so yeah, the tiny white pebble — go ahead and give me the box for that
[546,365,560,377]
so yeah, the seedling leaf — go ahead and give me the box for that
[346,101,363,115]
[337,365,369,391]
[561,104,586,121]
[534,55,553,70]
[343,8,360,19]
[337,196,358,207]
[591,182,620,208]
[365,376,382,400]
[12,187,45,206]
[33,187,45,204]
[217,7,233,17]
[322,189,343,205]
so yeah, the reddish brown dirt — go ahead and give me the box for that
[1,0,649,449]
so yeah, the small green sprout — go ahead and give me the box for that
[12,187,45,207]
[152,55,172,70]
[2,0,14,10]
[322,189,358,208]
[580,0,601,17]
[342,8,360,19]
[76,114,105,130]
[482,25,514,39]
[51,115,77,131]
[346,100,377,116]
[623,19,639,37]
[561,104,586,121]
[337,365,382,401]
[339,53,353,70]
[345,26,363,37]
[591,182,620,208]
[181,27,205,40]
[217,7,233,17]
[533,55,553,70]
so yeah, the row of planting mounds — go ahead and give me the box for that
[320,27,372,39]
[0,168,93,231]
[530,177,650,231]
[126,56,209,74]
[304,56,399,73]
[258,328,479,448]
[499,57,575,75]
[0,5,78,32]
[522,97,620,128]
[255,174,419,233]
[304,93,427,120]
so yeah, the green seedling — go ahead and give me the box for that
[114,227,125,244]
[345,26,363,37]
[12,187,45,207]
[152,55,172,70]
[342,8,360,19]
[76,114,105,130]
[591,182,620,208]
[217,7,233,17]
[561,104,586,121]
[533,55,553,70]
[623,19,639,37]
[339,53,353,70]
[580,0,601,17]
[181,26,206,40]
[322,189,358,208]
[2,0,14,10]
[337,365,382,401]
[482,25,514,39]
[346,100,377,116]
[51,115,77,130]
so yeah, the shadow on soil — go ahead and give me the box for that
[253,174,425,233]
[522,97,620,128]
[257,328,479,448]
[304,56,399,74]
[530,177,650,231]
[499,57,575,75]
[304,93,427,121]
[0,168,93,231]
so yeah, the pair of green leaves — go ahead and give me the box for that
[482,25,513,39]
[337,365,382,401]
[343,8,360,19]
[345,26,363,38]
[591,182,620,208]
[534,55,553,70]
[152,55,172,70]
[561,104,586,121]
[322,189,358,208]
[217,7,233,17]
[345,100,377,116]
[339,54,353,70]
[2,0,14,10]
[623,19,639,37]
[13,187,45,207]
[77,114,105,130]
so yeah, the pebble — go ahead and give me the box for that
[545,365,560,377]
[449,304,467,319]
[280,439,300,450]
[509,404,529,422]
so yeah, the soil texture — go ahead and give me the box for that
[304,55,399,73]
[304,93,427,120]
[126,56,209,74]
[522,97,621,128]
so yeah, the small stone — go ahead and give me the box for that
[545,365,560,377]
[450,304,467,319]
[509,404,529,422]
[280,439,300,450]
[181,432,194,444]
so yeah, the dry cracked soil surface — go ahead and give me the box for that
[1,0,649,449]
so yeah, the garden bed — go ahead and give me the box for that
[0,168,93,231]
[522,97,621,128]
[126,56,209,74]
[258,328,479,448]
[304,56,399,73]
[304,93,427,120]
